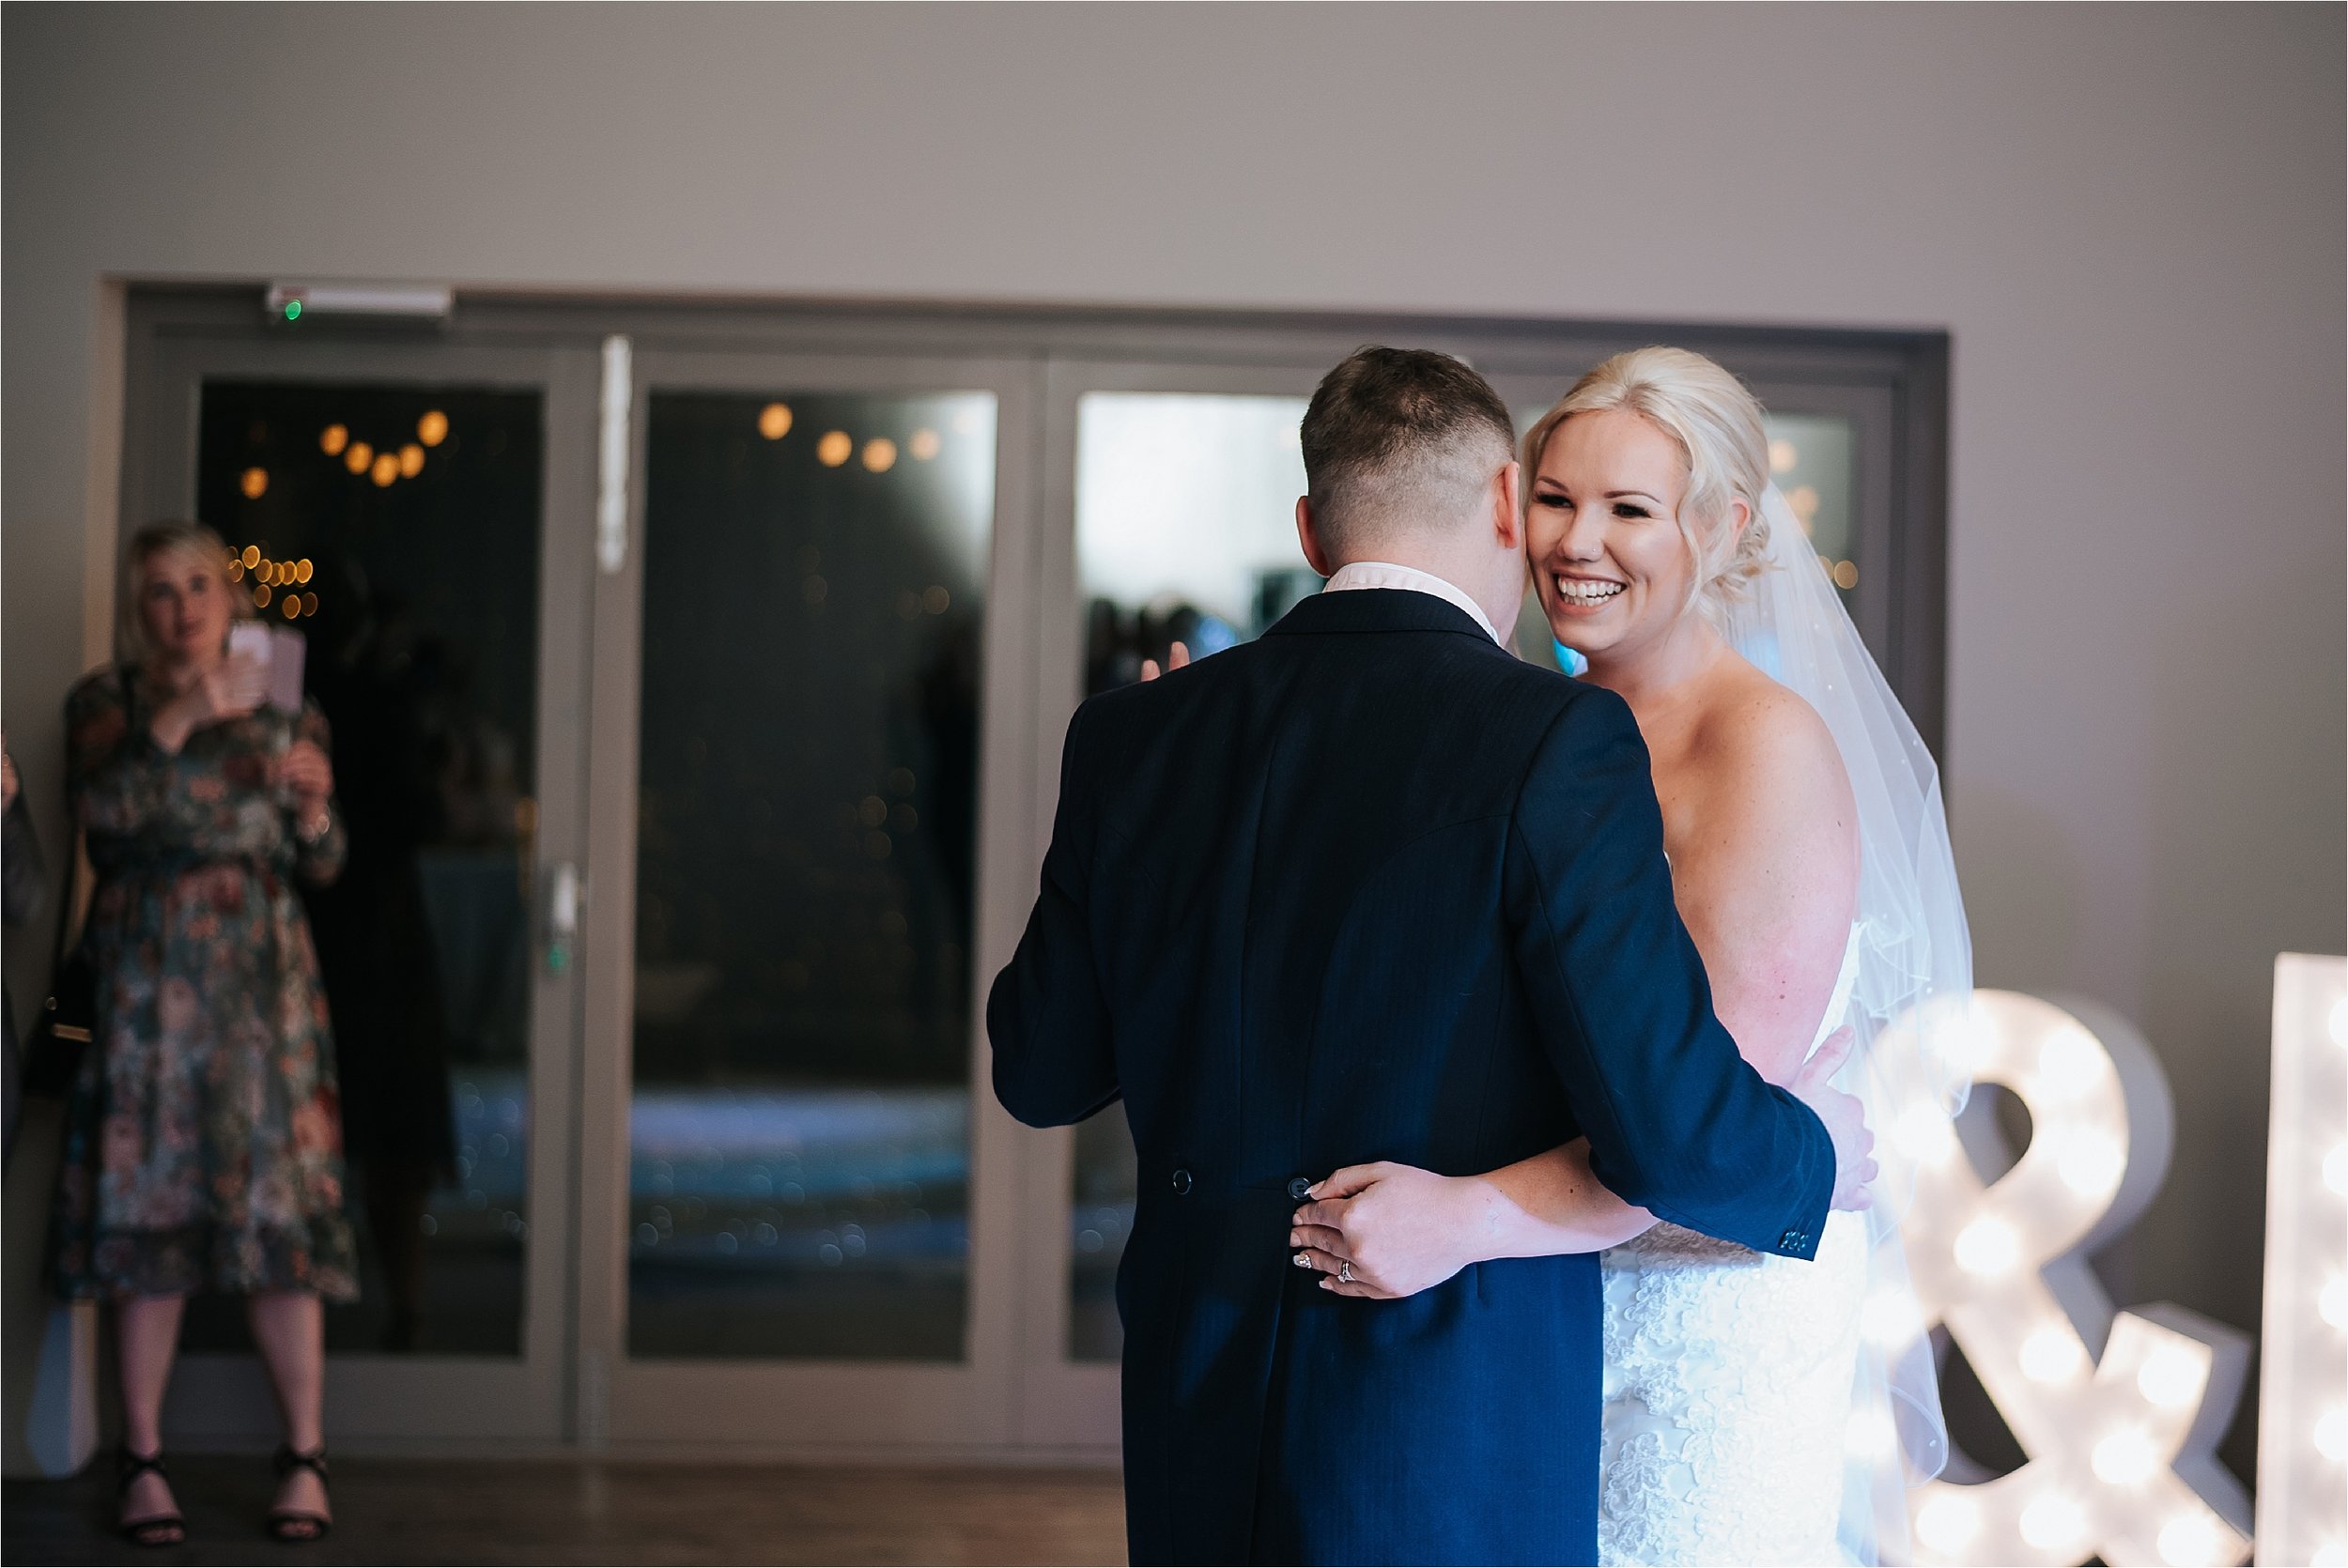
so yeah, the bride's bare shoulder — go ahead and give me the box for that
[1684,658,1855,836]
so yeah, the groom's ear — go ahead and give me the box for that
[1295,496,1336,578]
[1491,460,1523,551]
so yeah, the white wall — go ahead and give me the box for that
[6,1,2340,1472]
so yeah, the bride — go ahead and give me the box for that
[1283,347,1971,1566]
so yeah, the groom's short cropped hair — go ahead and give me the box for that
[1301,346,1518,548]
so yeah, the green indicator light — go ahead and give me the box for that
[284,300,302,322]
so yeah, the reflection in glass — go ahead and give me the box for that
[1067,392,1315,1359]
[188,383,541,1356]
[1762,413,1860,608]
[630,391,992,1360]
[1075,393,1317,695]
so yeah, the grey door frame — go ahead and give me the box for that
[119,314,601,1448]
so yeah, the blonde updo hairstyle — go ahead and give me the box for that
[116,519,254,668]
[1521,346,1773,623]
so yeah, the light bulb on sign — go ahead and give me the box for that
[1915,1493,1979,1553]
[2158,1514,2227,1566]
[1845,1407,1897,1463]
[1954,1218,2019,1275]
[1896,1105,1956,1164]
[2020,1493,2089,1552]
[2137,1345,2204,1409]
[2093,1426,2159,1485]
[1928,1001,1996,1077]
[1861,1287,1923,1348]
[2037,1027,2104,1097]
[2059,1130,2127,1197]
[2020,1325,2085,1383]
[2315,1407,2346,1463]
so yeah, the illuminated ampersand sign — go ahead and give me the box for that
[1889,992,2254,1567]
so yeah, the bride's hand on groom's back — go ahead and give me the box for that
[1137,641,1191,682]
[1787,1027,1877,1211]
[1287,1162,1493,1299]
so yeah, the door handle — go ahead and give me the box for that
[596,335,632,575]
[545,862,580,976]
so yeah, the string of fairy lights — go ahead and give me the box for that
[229,409,452,619]
[756,399,977,471]
[231,398,965,621]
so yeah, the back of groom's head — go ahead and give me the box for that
[1301,346,1518,554]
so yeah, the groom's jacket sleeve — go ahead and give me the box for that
[1506,686,1834,1259]
[987,703,1121,1128]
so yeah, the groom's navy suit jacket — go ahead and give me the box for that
[989,590,1833,1566]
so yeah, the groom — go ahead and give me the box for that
[988,347,1874,1566]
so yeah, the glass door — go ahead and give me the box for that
[576,347,1043,1447]
[124,329,600,1443]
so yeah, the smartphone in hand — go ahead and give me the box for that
[265,625,305,713]
[227,621,307,712]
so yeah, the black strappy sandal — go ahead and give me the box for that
[116,1446,187,1548]
[265,1444,332,1543]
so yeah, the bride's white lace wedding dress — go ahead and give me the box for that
[1597,926,1870,1567]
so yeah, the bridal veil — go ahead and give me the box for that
[1722,485,1975,1566]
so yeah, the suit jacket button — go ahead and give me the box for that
[1171,1168,1194,1195]
[1287,1176,1313,1202]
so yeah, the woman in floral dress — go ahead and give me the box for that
[50,522,352,1545]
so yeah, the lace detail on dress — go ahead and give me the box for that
[1596,928,1869,1567]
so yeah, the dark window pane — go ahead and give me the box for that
[629,390,992,1360]
[187,381,541,1357]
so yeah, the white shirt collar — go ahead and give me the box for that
[1320,561,1505,645]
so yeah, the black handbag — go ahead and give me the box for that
[23,837,94,1097]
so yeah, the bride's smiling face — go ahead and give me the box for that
[1526,408,1700,664]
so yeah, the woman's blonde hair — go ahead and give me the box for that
[1521,346,1773,622]
[116,520,253,667]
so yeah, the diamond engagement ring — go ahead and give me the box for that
[1337,1260,1353,1284]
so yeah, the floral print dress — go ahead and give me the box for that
[49,666,360,1300]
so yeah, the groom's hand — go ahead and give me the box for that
[1788,1027,1877,1211]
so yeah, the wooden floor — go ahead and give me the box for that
[1,1456,1128,1565]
